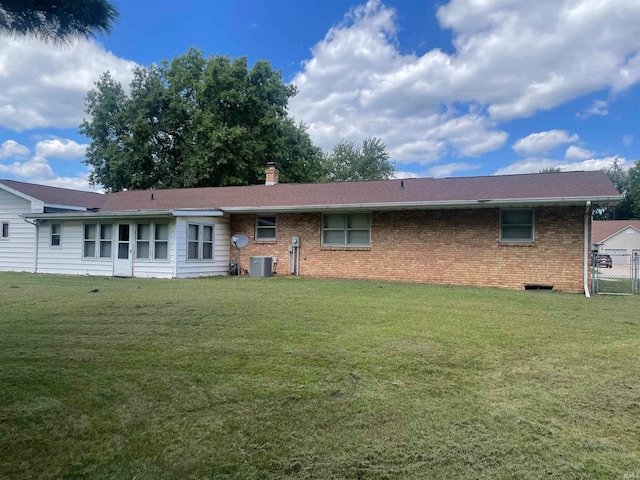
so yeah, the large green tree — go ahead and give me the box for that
[593,159,640,220]
[80,49,325,192]
[0,0,118,43]
[325,137,395,182]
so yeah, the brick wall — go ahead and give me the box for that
[229,206,587,292]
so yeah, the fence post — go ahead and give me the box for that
[633,253,639,294]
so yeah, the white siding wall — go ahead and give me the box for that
[131,219,177,278]
[175,216,230,278]
[36,220,114,276]
[36,219,179,278]
[0,189,41,272]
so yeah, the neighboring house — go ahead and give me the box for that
[592,220,640,264]
[0,168,621,293]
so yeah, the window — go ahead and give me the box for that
[50,223,62,247]
[136,223,169,260]
[322,213,370,247]
[202,225,213,259]
[83,224,96,257]
[256,215,276,240]
[501,209,534,242]
[83,223,112,258]
[136,224,151,259]
[187,223,214,260]
[187,224,199,260]
[154,223,169,260]
[100,224,113,258]
[1,222,8,240]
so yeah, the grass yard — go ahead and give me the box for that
[0,273,639,479]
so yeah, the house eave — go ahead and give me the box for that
[22,208,224,221]
[220,195,623,214]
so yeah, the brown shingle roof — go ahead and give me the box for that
[4,170,622,215]
[100,170,621,212]
[0,179,106,209]
[592,220,640,244]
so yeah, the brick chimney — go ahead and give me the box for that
[265,162,279,185]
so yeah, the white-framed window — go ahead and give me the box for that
[136,223,151,259]
[154,223,169,260]
[187,223,214,260]
[187,224,199,260]
[1,222,8,240]
[202,225,213,260]
[83,223,112,258]
[136,222,169,260]
[322,213,371,247]
[50,223,62,247]
[256,215,276,240]
[500,209,534,242]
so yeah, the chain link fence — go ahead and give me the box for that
[591,253,640,295]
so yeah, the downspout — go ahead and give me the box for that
[583,201,591,298]
[23,218,39,274]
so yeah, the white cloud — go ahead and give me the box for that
[392,170,419,179]
[290,0,640,163]
[290,1,508,164]
[0,140,29,158]
[0,37,137,131]
[0,154,95,190]
[429,162,481,178]
[577,99,609,119]
[35,138,87,159]
[622,134,633,146]
[495,156,625,175]
[512,130,579,156]
[0,155,55,179]
[565,145,595,160]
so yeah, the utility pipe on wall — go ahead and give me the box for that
[584,201,591,298]
[22,218,39,274]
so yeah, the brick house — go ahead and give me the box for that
[1,168,621,293]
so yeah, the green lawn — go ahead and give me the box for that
[0,273,639,479]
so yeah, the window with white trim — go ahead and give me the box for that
[187,223,214,260]
[202,225,213,259]
[500,209,534,242]
[322,213,371,247]
[1,222,8,240]
[154,223,169,260]
[83,223,112,258]
[50,223,62,247]
[136,223,169,260]
[256,215,276,240]
[187,224,199,260]
[136,223,151,259]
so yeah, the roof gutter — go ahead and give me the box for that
[22,209,223,220]
[220,195,624,214]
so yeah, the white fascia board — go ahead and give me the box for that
[171,209,224,217]
[220,195,624,214]
[43,203,90,211]
[22,210,175,220]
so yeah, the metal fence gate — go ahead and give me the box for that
[592,253,640,295]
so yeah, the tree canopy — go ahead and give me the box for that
[593,159,640,220]
[0,0,118,43]
[80,49,325,192]
[325,137,395,182]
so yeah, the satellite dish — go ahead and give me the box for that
[231,234,249,249]
[231,234,249,277]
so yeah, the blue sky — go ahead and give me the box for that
[1,0,639,190]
